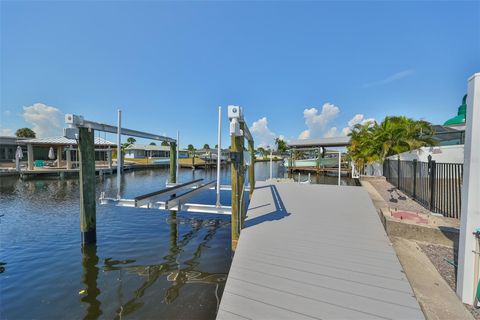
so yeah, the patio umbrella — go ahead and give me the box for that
[15,146,23,160]
[48,147,55,160]
[15,146,23,171]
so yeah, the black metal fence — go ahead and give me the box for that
[383,157,463,219]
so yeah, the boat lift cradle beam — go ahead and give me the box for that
[100,179,231,214]
[165,180,217,210]
[134,179,204,207]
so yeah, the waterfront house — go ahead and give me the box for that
[20,136,116,170]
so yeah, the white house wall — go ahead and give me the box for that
[387,145,464,164]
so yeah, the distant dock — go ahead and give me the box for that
[1,163,171,179]
[217,182,424,319]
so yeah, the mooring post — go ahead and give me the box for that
[230,134,240,251]
[176,131,180,183]
[216,106,222,207]
[116,109,122,199]
[170,141,177,183]
[248,139,255,201]
[238,122,245,227]
[78,127,97,244]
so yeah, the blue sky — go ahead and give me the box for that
[1,1,479,148]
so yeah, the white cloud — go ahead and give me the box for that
[363,69,415,88]
[250,117,276,148]
[298,103,340,139]
[22,103,63,137]
[324,127,338,138]
[0,128,14,136]
[323,114,375,138]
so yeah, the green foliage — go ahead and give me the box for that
[149,142,157,146]
[15,127,36,138]
[126,137,136,145]
[257,147,266,157]
[348,116,435,167]
[161,141,169,146]
[203,144,210,150]
[275,138,287,152]
[187,144,195,151]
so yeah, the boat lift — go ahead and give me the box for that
[66,106,255,249]
[100,179,232,215]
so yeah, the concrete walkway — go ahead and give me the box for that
[361,179,473,320]
[217,182,424,320]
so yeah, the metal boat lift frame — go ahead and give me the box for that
[100,178,232,215]
[66,106,252,245]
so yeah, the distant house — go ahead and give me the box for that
[125,144,189,159]
[20,136,116,170]
[195,148,229,161]
[0,136,27,162]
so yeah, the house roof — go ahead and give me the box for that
[287,136,350,148]
[0,136,27,145]
[21,136,116,146]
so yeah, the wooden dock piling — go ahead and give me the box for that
[169,141,177,183]
[230,130,243,251]
[78,127,97,244]
[238,122,245,227]
[248,139,255,201]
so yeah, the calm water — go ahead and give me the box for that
[0,161,355,320]
[0,162,285,320]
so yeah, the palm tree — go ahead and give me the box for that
[15,128,36,138]
[126,137,136,145]
[348,116,435,167]
[275,138,287,153]
[257,147,266,157]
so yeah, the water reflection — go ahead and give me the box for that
[1,167,238,319]
[109,213,225,318]
[77,211,228,319]
[81,244,102,320]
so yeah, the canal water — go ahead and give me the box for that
[0,161,355,319]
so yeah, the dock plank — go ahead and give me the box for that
[217,182,424,320]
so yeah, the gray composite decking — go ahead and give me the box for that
[217,182,424,320]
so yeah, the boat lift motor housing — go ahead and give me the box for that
[64,127,79,139]
[227,105,243,120]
